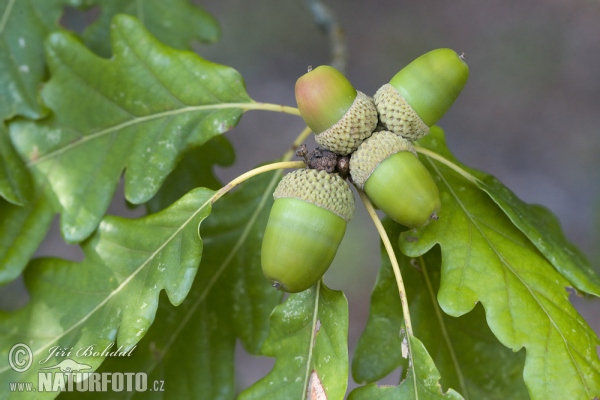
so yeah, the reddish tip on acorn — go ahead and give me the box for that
[295,65,357,134]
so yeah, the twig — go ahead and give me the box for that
[305,0,347,73]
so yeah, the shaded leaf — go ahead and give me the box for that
[81,0,219,57]
[419,127,600,297]
[0,0,80,120]
[146,134,235,213]
[353,220,528,399]
[349,335,463,400]
[239,281,349,400]
[10,14,252,243]
[63,171,283,399]
[0,187,214,398]
[0,123,33,205]
[0,186,54,284]
[401,127,600,400]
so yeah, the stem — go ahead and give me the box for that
[305,0,346,74]
[210,161,305,205]
[357,190,414,337]
[414,146,479,184]
[242,102,301,116]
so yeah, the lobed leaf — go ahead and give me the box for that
[402,127,600,400]
[349,335,464,400]
[0,0,81,120]
[418,127,600,298]
[146,134,235,214]
[353,220,528,399]
[239,281,349,400]
[9,14,252,243]
[62,170,283,399]
[81,0,220,57]
[0,187,214,399]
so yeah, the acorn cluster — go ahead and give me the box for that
[262,48,469,292]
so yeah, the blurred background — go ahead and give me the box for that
[1,0,599,394]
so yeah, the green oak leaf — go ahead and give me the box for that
[81,0,219,57]
[0,0,81,120]
[0,187,214,399]
[0,186,54,284]
[0,123,33,205]
[353,220,528,399]
[239,281,349,400]
[418,127,600,297]
[63,171,282,399]
[9,14,252,243]
[349,335,463,400]
[146,134,235,214]
[402,127,600,400]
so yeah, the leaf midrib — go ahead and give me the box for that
[26,103,255,167]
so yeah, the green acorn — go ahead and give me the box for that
[374,48,469,141]
[350,131,440,228]
[261,169,354,293]
[295,65,378,155]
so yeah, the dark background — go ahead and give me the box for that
[1,0,598,394]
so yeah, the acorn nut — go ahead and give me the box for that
[295,65,378,155]
[350,131,440,229]
[374,48,469,141]
[261,169,354,293]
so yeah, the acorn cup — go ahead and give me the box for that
[261,169,355,293]
[374,48,469,141]
[295,65,378,155]
[350,131,440,229]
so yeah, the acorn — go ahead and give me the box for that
[261,169,354,293]
[374,48,469,141]
[350,131,440,228]
[295,65,378,155]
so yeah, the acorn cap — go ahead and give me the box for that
[373,84,429,141]
[296,66,378,155]
[274,169,354,222]
[349,131,416,189]
[388,48,469,127]
[314,91,378,155]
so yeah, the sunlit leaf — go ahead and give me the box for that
[10,14,252,243]
[240,281,349,400]
[0,187,214,398]
[353,220,528,399]
[401,127,600,400]
[81,0,219,57]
